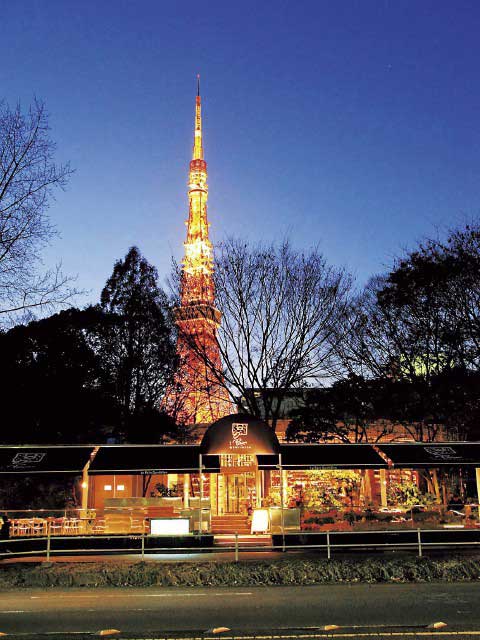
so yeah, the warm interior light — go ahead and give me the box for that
[251,508,270,533]
[81,481,88,489]
[116,484,125,491]
[104,484,112,491]
[150,518,190,536]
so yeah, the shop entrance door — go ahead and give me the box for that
[217,472,256,515]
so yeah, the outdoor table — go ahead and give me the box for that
[78,517,97,534]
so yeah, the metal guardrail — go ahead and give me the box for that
[1,528,480,562]
[271,528,480,558]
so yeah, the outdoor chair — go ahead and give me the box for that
[30,518,47,535]
[91,518,106,534]
[62,518,80,535]
[130,518,146,533]
[48,518,64,535]
[11,519,30,537]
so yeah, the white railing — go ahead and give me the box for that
[1,528,480,562]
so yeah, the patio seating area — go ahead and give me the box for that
[10,518,48,537]
[8,514,148,537]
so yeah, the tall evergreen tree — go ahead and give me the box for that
[98,246,177,441]
[0,307,119,443]
[0,247,179,444]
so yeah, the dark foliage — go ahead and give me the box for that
[287,370,480,442]
[336,222,480,381]
[286,377,393,443]
[0,476,79,511]
[0,307,117,443]
[98,246,178,442]
[0,247,180,443]
[322,221,480,441]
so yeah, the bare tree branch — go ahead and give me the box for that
[0,99,77,325]
[172,238,353,428]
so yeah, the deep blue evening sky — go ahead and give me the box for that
[2,1,480,305]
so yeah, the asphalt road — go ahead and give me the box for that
[0,583,479,636]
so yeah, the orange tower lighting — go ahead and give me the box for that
[165,77,231,425]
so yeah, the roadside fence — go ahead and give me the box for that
[1,527,480,562]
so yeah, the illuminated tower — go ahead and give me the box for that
[167,78,231,425]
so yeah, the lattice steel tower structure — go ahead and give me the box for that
[166,78,231,425]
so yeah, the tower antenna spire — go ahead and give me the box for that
[193,74,203,160]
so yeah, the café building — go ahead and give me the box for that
[2,413,480,536]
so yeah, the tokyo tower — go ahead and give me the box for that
[165,78,231,425]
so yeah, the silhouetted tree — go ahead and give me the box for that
[336,221,480,381]
[0,476,79,511]
[0,99,76,325]
[287,371,480,443]
[173,239,352,429]
[98,246,177,441]
[428,223,480,371]
[0,307,120,443]
[286,377,394,443]
[329,221,480,440]
[0,248,180,443]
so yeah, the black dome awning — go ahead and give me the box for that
[201,413,280,455]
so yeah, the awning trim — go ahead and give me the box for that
[0,446,95,474]
[377,443,480,468]
[88,446,220,475]
[258,444,388,469]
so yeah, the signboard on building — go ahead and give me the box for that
[201,413,280,456]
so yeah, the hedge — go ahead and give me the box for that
[1,555,480,588]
